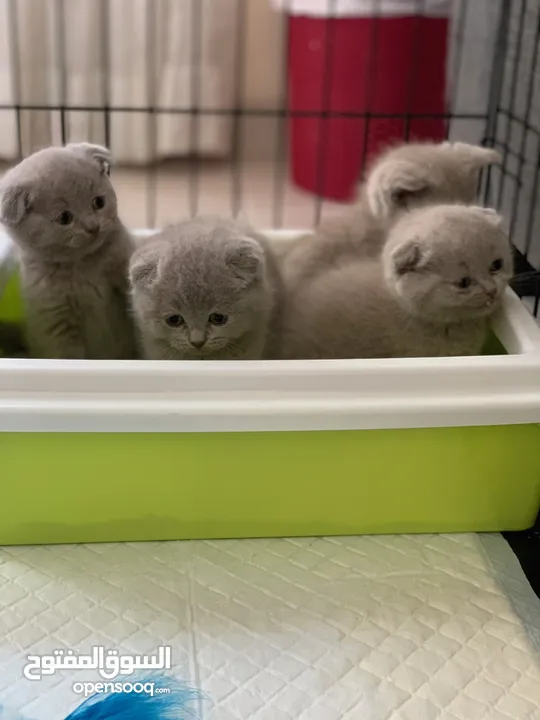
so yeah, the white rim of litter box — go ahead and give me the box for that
[0,230,540,433]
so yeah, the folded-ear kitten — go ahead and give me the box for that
[275,204,512,360]
[277,141,501,284]
[129,215,283,360]
[0,143,138,359]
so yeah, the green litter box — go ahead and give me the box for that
[0,231,539,546]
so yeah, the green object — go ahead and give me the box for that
[0,271,24,323]
[0,426,539,545]
[0,251,539,546]
[0,269,24,357]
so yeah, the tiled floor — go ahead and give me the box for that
[112,160,348,231]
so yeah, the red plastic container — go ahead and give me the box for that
[288,14,449,201]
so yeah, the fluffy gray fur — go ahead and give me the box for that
[275,205,512,360]
[130,216,283,360]
[0,143,138,359]
[364,141,501,220]
[276,141,501,279]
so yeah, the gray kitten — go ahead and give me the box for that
[364,140,501,220]
[0,143,137,359]
[276,205,512,360]
[129,216,283,360]
[277,141,501,280]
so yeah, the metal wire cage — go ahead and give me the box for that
[0,0,539,315]
[485,0,540,317]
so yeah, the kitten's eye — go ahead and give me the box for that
[57,210,73,226]
[92,196,106,210]
[490,258,503,273]
[456,277,472,289]
[209,313,228,326]
[165,315,184,327]
[392,189,409,204]
[392,186,429,206]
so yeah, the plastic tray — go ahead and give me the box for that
[0,231,539,544]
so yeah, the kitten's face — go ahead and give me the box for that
[385,205,513,322]
[149,272,264,360]
[0,146,118,260]
[130,219,272,360]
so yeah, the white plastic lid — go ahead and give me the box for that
[269,0,453,17]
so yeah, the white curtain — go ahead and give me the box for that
[0,0,237,162]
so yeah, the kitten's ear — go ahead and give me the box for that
[226,238,264,283]
[0,184,32,226]
[66,143,112,176]
[129,245,163,289]
[451,143,501,170]
[391,240,423,276]
[367,160,429,219]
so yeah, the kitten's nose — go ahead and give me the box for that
[486,287,498,301]
[189,332,206,349]
[87,223,100,236]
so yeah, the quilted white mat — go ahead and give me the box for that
[0,534,539,720]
